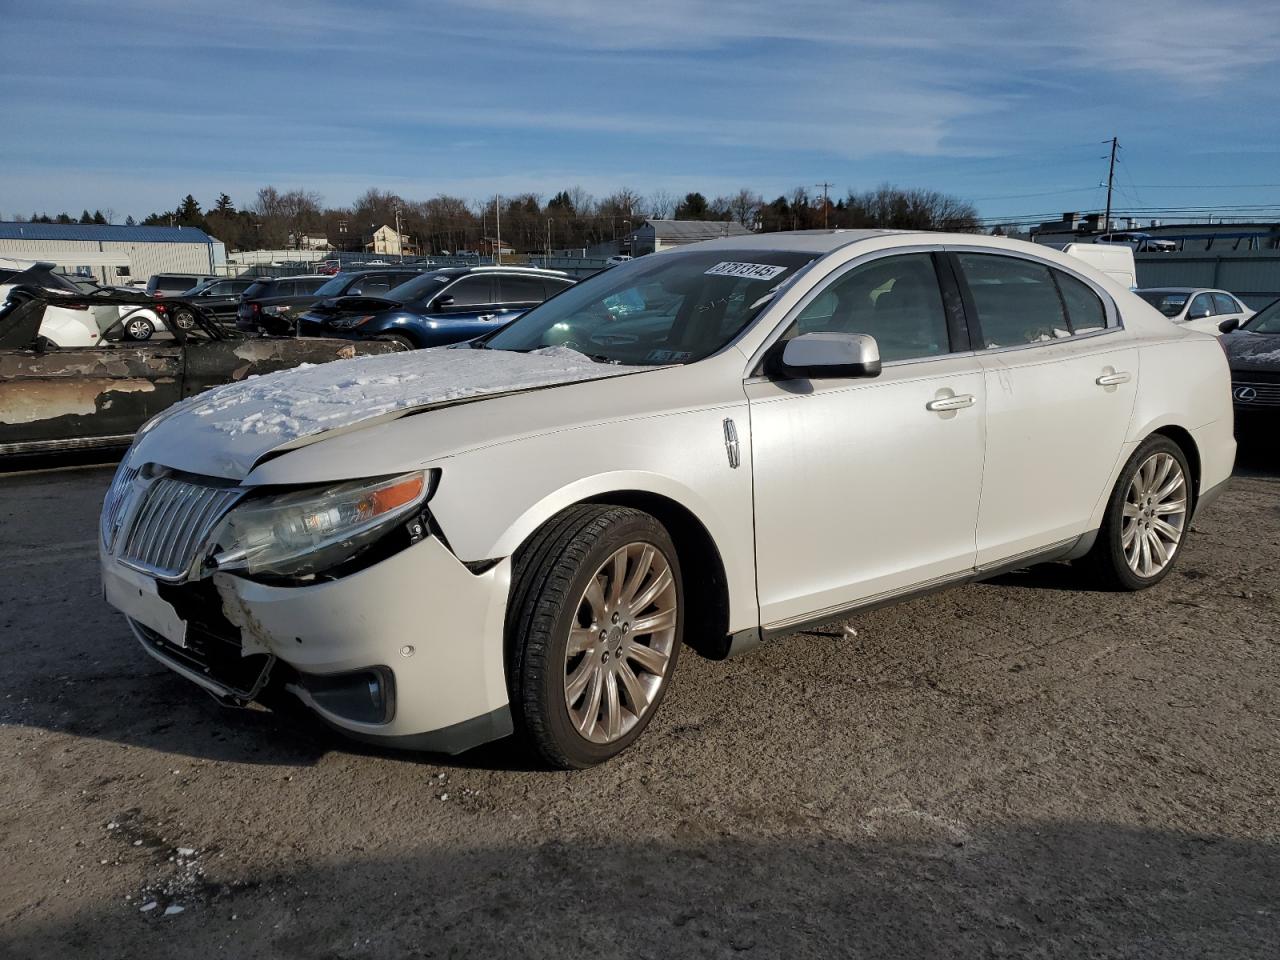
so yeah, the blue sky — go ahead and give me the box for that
[3,0,1279,225]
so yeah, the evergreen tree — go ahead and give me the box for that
[92,210,107,224]
[79,210,93,223]
[125,215,137,226]
[214,193,235,214]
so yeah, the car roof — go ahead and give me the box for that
[1135,287,1219,294]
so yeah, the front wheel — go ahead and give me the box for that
[379,333,417,351]
[1083,435,1192,590]
[507,505,683,768]
[125,316,154,341]
[172,309,196,331]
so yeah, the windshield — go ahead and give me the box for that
[1243,299,1280,334]
[1137,290,1189,318]
[387,271,452,302]
[483,249,816,365]
[315,273,358,297]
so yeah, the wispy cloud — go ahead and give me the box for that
[1,0,1277,219]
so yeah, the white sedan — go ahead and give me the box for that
[99,231,1235,768]
[1136,287,1253,335]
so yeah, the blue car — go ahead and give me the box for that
[295,267,575,348]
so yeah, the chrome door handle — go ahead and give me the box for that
[926,394,976,412]
[1096,372,1131,386]
[478,314,496,321]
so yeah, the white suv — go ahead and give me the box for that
[100,231,1235,768]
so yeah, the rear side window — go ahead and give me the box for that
[957,254,1069,347]
[1212,292,1240,315]
[498,275,546,304]
[296,278,327,294]
[242,281,269,299]
[1054,270,1106,333]
[544,278,574,298]
[787,252,951,362]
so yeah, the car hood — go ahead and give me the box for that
[130,346,646,479]
[1222,330,1280,372]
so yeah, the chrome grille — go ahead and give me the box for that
[100,462,141,549]
[117,476,243,580]
[1231,381,1280,407]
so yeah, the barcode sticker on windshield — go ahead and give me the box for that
[705,261,787,281]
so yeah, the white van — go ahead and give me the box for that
[1042,243,1137,290]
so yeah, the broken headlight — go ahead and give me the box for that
[208,470,435,580]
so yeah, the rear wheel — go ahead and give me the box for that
[507,505,683,768]
[1083,435,1192,590]
[172,309,196,331]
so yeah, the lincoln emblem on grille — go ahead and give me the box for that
[1233,386,1258,402]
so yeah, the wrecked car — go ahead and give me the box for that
[0,286,404,456]
[98,232,1234,768]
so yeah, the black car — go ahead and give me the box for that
[1219,299,1280,421]
[235,275,331,335]
[239,268,425,335]
[166,277,258,329]
[294,267,574,348]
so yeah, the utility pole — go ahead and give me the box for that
[546,218,551,264]
[1103,137,1118,235]
[816,182,833,229]
[394,205,403,259]
[494,195,502,265]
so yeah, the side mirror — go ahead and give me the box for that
[433,295,455,310]
[1218,317,1240,334]
[773,332,881,379]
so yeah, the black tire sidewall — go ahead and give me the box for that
[1100,436,1192,590]
[523,510,683,768]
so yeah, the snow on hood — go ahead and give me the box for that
[1223,331,1280,368]
[131,345,644,478]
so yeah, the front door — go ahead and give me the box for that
[746,251,986,629]
[950,251,1139,564]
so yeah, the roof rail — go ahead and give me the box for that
[468,265,569,276]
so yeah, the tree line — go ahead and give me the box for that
[11,183,980,254]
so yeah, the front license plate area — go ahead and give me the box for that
[105,565,188,647]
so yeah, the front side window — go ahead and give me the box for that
[348,275,392,297]
[1187,293,1215,319]
[957,254,1069,347]
[782,253,950,362]
[441,276,495,307]
[484,249,815,365]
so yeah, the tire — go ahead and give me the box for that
[379,333,417,351]
[506,504,684,769]
[1082,435,1193,591]
[172,309,196,331]
[125,316,154,341]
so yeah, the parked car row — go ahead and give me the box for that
[1134,287,1253,335]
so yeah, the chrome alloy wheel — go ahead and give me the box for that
[1122,451,1188,578]
[126,318,151,340]
[564,542,678,743]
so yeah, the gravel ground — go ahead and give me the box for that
[1,438,1277,959]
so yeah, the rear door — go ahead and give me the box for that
[495,274,547,318]
[952,250,1138,564]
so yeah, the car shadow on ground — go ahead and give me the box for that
[9,821,1277,958]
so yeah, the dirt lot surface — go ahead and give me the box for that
[2,442,1277,959]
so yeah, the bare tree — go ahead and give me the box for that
[728,189,763,227]
[646,189,676,219]
[845,183,979,232]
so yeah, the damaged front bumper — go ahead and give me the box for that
[102,535,514,755]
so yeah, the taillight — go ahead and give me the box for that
[251,302,261,314]
[154,303,167,314]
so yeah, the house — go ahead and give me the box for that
[630,219,752,256]
[364,224,418,256]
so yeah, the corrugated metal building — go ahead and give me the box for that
[0,222,227,284]
[631,219,752,255]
